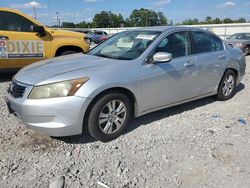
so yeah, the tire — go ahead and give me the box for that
[59,50,77,56]
[87,92,131,142]
[217,69,237,101]
[243,46,250,56]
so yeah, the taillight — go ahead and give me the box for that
[101,36,108,40]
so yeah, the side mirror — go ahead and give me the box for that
[153,52,172,63]
[31,25,46,37]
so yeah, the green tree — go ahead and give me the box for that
[109,12,125,27]
[213,18,221,24]
[75,21,88,28]
[193,19,199,24]
[129,8,167,27]
[92,11,110,28]
[158,12,168,25]
[92,11,125,28]
[223,18,233,23]
[205,16,212,23]
[236,18,246,23]
[61,22,75,28]
[182,19,195,25]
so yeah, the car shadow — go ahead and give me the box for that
[56,83,245,144]
[0,70,18,83]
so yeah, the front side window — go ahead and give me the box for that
[89,31,160,60]
[191,31,223,54]
[0,11,34,32]
[155,31,191,58]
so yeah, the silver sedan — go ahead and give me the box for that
[225,33,250,55]
[5,27,246,141]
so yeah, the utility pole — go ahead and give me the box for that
[33,6,37,19]
[56,12,60,28]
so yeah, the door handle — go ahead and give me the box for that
[0,36,9,40]
[218,54,227,59]
[184,61,196,67]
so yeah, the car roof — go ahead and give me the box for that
[131,26,205,33]
[0,7,44,26]
[232,33,250,35]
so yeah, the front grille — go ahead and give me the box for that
[8,81,26,98]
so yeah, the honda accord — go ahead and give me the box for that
[5,27,246,141]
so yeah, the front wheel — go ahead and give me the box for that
[87,92,131,142]
[217,70,237,101]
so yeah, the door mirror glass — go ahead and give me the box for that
[153,52,172,63]
[31,25,46,37]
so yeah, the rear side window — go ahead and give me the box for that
[155,31,191,58]
[191,31,223,54]
[0,11,34,32]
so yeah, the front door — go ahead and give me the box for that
[0,10,51,69]
[141,31,199,112]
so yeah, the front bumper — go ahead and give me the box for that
[6,92,92,137]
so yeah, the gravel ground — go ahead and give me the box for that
[0,57,249,188]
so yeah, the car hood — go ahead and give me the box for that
[14,53,119,85]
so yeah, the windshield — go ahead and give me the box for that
[89,31,161,60]
[229,33,250,40]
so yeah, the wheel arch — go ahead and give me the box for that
[55,45,84,56]
[217,67,238,93]
[82,87,138,131]
[224,68,238,78]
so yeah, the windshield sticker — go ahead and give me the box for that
[136,34,157,40]
[0,40,44,59]
[117,38,134,48]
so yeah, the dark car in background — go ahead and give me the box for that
[225,33,250,55]
[87,30,109,44]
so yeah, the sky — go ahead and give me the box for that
[1,0,250,26]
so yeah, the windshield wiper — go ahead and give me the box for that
[95,54,113,59]
[94,54,132,60]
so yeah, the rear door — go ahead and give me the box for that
[190,30,227,94]
[0,10,51,69]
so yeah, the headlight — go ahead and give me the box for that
[84,37,91,45]
[28,78,89,99]
[235,43,243,47]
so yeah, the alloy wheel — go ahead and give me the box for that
[98,100,127,134]
[222,75,235,97]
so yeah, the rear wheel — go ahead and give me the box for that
[217,70,237,101]
[87,92,131,142]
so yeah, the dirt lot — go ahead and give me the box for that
[0,57,249,188]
